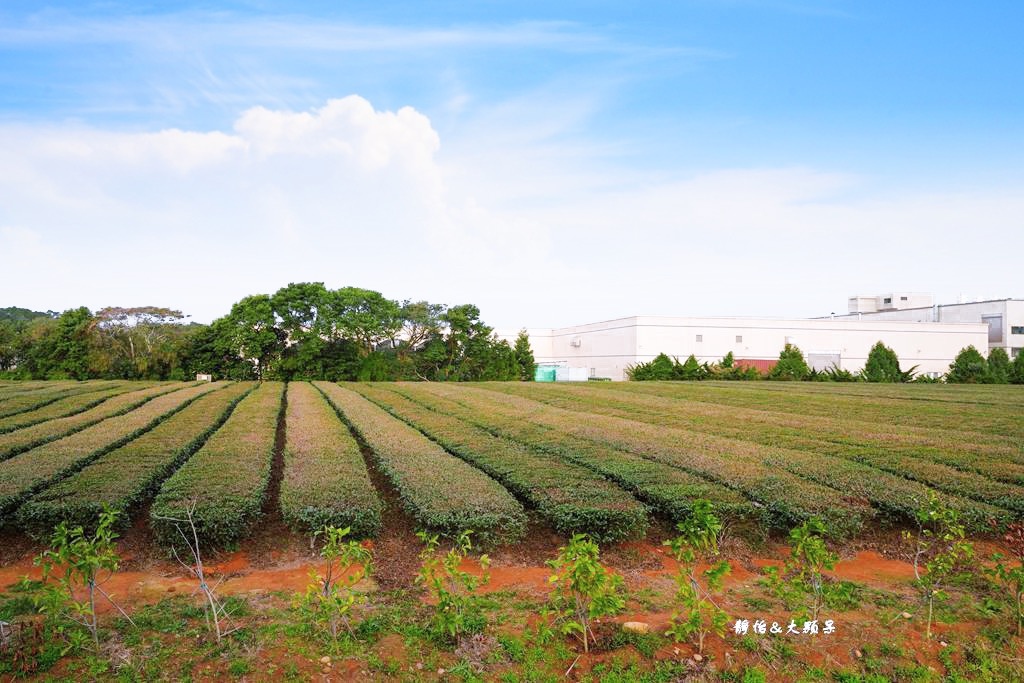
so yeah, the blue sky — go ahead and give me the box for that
[1,1,1022,326]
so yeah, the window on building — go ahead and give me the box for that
[1012,326,1024,335]
[883,297,892,304]
[900,296,908,301]
[736,335,743,343]
[695,334,703,342]
[982,315,1004,344]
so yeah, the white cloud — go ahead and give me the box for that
[1,95,1022,328]
[0,96,571,320]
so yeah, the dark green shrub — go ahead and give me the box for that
[626,353,676,381]
[768,344,809,381]
[626,353,708,381]
[947,346,989,383]
[861,341,902,383]
[709,352,756,380]
[1011,349,1024,384]
[988,348,1010,384]
[678,354,706,380]
[824,364,858,382]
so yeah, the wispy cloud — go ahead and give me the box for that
[0,13,717,60]
[697,0,854,19]
[0,11,723,126]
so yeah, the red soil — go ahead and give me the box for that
[3,530,1018,681]
[829,550,917,586]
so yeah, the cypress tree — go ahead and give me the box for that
[988,347,1010,384]
[862,341,903,382]
[769,343,810,381]
[513,329,536,381]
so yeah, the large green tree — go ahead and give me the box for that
[327,287,402,356]
[0,320,19,371]
[44,307,96,380]
[224,295,285,380]
[396,301,444,353]
[92,306,188,379]
[271,282,330,342]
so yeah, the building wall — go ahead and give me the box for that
[1008,301,1024,358]
[501,316,988,380]
[832,299,1024,355]
[546,319,639,380]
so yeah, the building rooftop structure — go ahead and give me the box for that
[828,295,1023,356]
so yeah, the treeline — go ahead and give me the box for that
[628,342,1024,384]
[0,284,537,382]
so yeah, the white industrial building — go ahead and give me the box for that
[497,293,1010,381]
[830,293,1024,357]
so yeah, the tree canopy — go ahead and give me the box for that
[0,283,520,382]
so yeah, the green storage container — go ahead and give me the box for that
[534,366,557,382]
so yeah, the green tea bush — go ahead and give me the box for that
[0,382,220,519]
[150,382,284,549]
[17,383,252,536]
[281,383,382,537]
[355,384,647,543]
[317,383,526,544]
